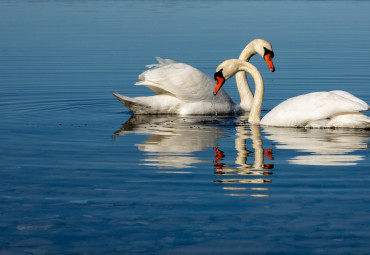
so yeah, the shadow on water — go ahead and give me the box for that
[114,114,370,197]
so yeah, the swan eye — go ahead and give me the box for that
[264,47,274,58]
[214,69,224,80]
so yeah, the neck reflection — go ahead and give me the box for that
[213,123,274,197]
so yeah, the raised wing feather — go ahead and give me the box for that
[135,57,216,102]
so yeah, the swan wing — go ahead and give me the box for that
[330,90,369,109]
[135,57,216,102]
[306,112,370,129]
[145,57,176,68]
[261,91,369,127]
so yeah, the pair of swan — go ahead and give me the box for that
[114,39,370,128]
[113,39,275,115]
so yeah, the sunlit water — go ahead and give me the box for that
[1,0,370,254]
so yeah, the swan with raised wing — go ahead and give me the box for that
[113,39,275,115]
[214,59,370,128]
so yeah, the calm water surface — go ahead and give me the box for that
[1,0,370,254]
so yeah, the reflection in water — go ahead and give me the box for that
[114,115,274,197]
[213,122,274,197]
[114,115,227,169]
[263,127,370,166]
[114,115,370,197]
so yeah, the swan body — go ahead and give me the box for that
[261,90,370,128]
[214,59,370,129]
[114,58,240,115]
[113,39,275,115]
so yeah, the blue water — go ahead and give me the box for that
[1,1,370,254]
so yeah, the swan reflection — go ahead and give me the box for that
[263,127,369,166]
[114,115,274,197]
[114,115,227,169]
[213,122,274,197]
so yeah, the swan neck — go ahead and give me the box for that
[239,62,264,125]
[235,73,253,111]
[239,42,256,62]
[236,42,258,111]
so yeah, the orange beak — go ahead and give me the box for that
[264,53,275,72]
[214,76,225,96]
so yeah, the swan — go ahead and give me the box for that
[113,39,275,115]
[214,59,370,128]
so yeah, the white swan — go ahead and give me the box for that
[214,59,370,128]
[113,39,275,115]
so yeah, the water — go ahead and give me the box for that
[1,0,370,254]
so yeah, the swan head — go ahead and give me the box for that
[253,39,275,72]
[214,59,245,96]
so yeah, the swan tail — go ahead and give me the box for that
[113,92,182,114]
[113,92,150,114]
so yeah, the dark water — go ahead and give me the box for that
[1,1,370,254]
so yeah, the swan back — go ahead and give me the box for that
[261,91,369,127]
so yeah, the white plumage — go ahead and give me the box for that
[261,90,370,128]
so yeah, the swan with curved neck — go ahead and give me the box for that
[113,39,275,115]
[237,39,275,111]
[214,59,370,128]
